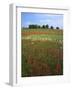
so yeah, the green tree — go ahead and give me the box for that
[46,24,49,29]
[50,26,54,29]
[42,25,45,28]
[56,27,59,29]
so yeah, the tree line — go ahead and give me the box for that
[28,24,60,29]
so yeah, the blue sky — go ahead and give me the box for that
[21,12,63,29]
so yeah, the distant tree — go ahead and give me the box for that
[29,24,52,29]
[46,24,49,29]
[29,24,40,29]
[34,25,37,29]
[29,25,32,29]
[50,26,54,29]
[29,24,37,29]
[42,25,45,28]
[37,25,41,28]
[56,27,59,29]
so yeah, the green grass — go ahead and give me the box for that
[21,29,63,77]
[22,34,62,41]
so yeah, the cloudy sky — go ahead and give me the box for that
[21,12,63,29]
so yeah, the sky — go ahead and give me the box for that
[21,12,63,29]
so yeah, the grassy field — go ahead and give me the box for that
[21,29,63,77]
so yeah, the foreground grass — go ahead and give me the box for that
[21,29,63,77]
